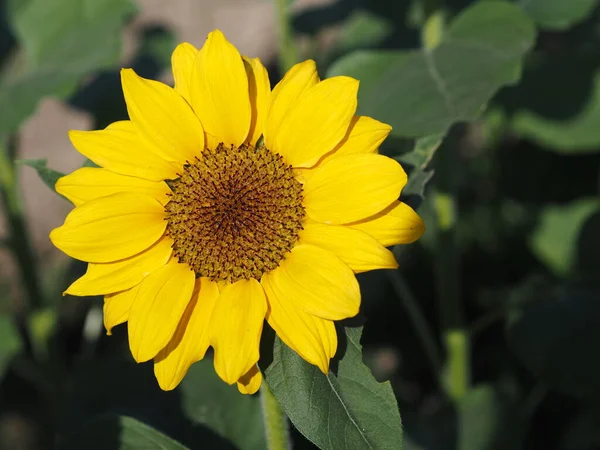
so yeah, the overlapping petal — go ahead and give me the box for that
[56,167,171,207]
[121,68,205,164]
[262,273,337,373]
[104,283,140,335]
[267,77,358,168]
[299,224,398,273]
[349,201,425,247]
[243,56,271,146]
[128,261,195,363]
[64,236,173,296]
[210,279,267,384]
[69,121,180,181]
[303,153,407,224]
[262,244,359,321]
[154,278,219,391]
[190,30,251,149]
[50,193,166,263]
[265,59,319,147]
[171,42,199,103]
[237,365,262,395]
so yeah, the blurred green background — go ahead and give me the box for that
[1,0,600,449]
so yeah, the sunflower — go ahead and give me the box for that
[50,30,424,394]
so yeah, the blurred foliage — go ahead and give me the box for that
[1,0,600,449]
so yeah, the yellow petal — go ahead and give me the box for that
[268,77,359,168]
[349,201,425,247]
[154,277,219,391]
[299,223,398,273]
[190,30,251,149]
[69,121,181,181]
[262,274,337,373]
[128,261,195,363]
[56,167,171,207]
[243,56,271,146]
[171,42,199,103]
[64,236,173,296]
[121,68,205,164]
[237,365,262,395]
[265,60,319,147]
[319,116,392,165]
[210,279,267,384]
[303,153,407,224]
[50,193,166,263]
[104,283,140,335]
[262,244,359,321]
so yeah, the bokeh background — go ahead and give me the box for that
[1,0,600,449]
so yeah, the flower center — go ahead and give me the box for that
[165,143,305,283]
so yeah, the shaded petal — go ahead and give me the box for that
[56,167,171,207]
[243,56,271,146]
[262,274,337,373]
[127,261,195,362]
[65,236,173,296]
[262,244,359,321]
[268,77,358,168]
[154,277,219,391]
[104,283,140,335]
[304,154,407,224]
[50,193,166,263]
[237,365,262,395]
[210,279,267,384]
[171,42,199,103]
[349,201,425,247]
[121,68,205,164]
[190,30,250,149]
[69,121,181,181]
[299,223,398,273]
[319,116,391,165]
[265,60,319,147]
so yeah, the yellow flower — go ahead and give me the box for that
[50,30,424,394]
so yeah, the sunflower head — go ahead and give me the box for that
[50,29,425,394]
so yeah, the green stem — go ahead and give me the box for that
[275,0,298,73]
[433,135,470,403]
[387,270,443,385]
[260,383,291,450]
[0,141,42,353]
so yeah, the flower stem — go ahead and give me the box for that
[275,0,298,73]
[260,383,291,450]
[433,137,470,404]
[0,140,40,354]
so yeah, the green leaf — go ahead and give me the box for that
[0,0,135,138]
[517,0,598,30]
[397,134,444,200]
[327,1,535,138]
[265,326,403,450]
[512,72,600,154]
[17,158,65,193]
[59,415,189,450]
[529,198,600,277]
[179,360,266,450]
[508,283,600,399]
[0,315,23,377]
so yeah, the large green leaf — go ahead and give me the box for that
[508,284,600,399]
[327,1,535,138]
[0,0,135,138]
[59,415,189,450]
[265,326,403,450]
[529,198,600,277]
[179,359,266,450]
[517,0,598,30]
